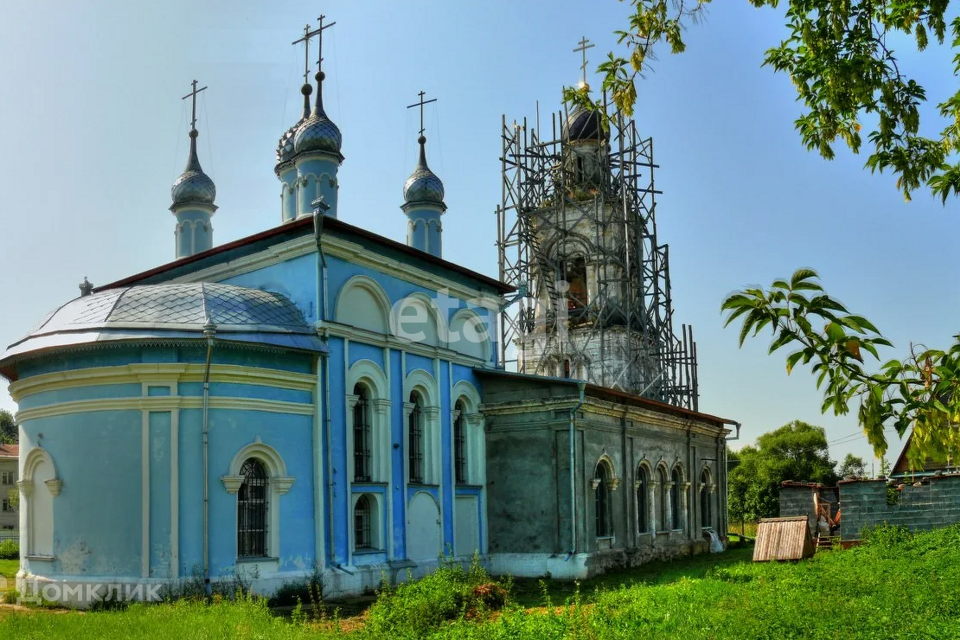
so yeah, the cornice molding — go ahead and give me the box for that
[9,363,317,403]
[16,395,314,422]
[323,322,492,368]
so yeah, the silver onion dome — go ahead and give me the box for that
[172,130,216,207]
[403,136,445,207]
[293,71,342,157]
[276,84,313,165]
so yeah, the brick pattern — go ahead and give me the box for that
[838,476,960,540]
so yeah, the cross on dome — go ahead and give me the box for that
[573,36,595,88]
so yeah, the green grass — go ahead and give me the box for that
[0,559,17,591]
[3,526,960,639]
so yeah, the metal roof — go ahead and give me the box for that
[1,283,327,377]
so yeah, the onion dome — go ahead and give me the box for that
[293,71,343,158]
[171,129,217,207]
[403,136,445,208]
[276,84,313,165]
[562,107,608,143]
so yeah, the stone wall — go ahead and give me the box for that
[779,476,960,541]
[838,475,960,540]
[779,482,839,535]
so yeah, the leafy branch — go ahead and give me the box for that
[566,0,960,203]
[721,268,960,469]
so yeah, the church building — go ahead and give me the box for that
[0,18,736,605]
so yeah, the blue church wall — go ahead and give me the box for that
[177,381,311,405]
[18,383,143,411]
[389,349,406,559]
[348,342,383,369]
[177,408,204,577]
[21,410,143,577]
[204,409,316,575]
[439,360,454,549]
[405,355,433,377]
[149,411,172,578]
[220,253,318,325]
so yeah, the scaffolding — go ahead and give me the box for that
[496,102,699,410]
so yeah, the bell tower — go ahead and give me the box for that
[496,38,698,409]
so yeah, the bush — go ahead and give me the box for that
[0,539,19,559]
[363,555,508,638]
[863,523,913,551]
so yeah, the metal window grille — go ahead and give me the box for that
[671,469,682,530]
[595,464,610,537]
[658,469,669,532]
[454,403,466,484]
[237,458,268,558]
[353,385,371,482]
[409,393,423,484]
[354,495,372,550]
[637,467,648,533]
[700,470,710,528]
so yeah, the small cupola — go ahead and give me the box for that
[170,80,217,259]
[401,91,445,258]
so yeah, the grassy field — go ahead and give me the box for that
[0,560,17,592]
[3,525,960,639]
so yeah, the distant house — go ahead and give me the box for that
[0,443,18,529]
[890,432,955,481]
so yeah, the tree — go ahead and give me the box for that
[565,0,960,202]
[7,488,17,512]
[838,453,867,478]
[722,268,960,470]
[0,410,15,445]
[728,420,838,525]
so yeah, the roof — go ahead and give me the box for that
[0,444,18,459]
[473,368,737,429]
[1,283,327,380]
[890,431,954,478]
[95,216,513,295]
[753,516,814,562]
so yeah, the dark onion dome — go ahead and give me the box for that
[172,129,217,207]
[0,283,327,377]
[403,136,445,209]
[293,71,343,159]
[562,107,608,143]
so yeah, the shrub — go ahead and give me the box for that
[363,555,508,638]
[863,523,913,551]
[0,539,19,560]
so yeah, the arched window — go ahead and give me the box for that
[409,391,424,484]
[671,467,683,531]
[657,466,669,532]
[563,359,571,379]
[353,384,371,482]
[700,468,711,529]
[595,462,612,537]
[238,459,268,558]
[454,400,467,484]
[636,465,649,534]
[354,494,373,550]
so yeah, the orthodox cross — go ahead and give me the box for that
[182,79,208,131]
[292,23,320,84]
[313,14,336,70]
[573,36,595,86]
[407,90,437,137]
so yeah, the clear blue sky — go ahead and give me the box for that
[2,1,957,472]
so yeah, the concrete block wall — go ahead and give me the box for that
[779,482,839,535]
[838,475,960,540]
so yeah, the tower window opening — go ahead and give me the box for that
[561,256,588,313]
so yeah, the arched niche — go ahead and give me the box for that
[449,309,492,362]
[335,275,391,335]
[390,293,446,348]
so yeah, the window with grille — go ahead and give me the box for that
[408,392,424,484]
[237,458,268,558]
[354,495,373,550]
[636,466,649,534]
[1,471,15,485]
[454,401,466,485]
[658,467,669,532]
[700,469,711,529]
[1,499,11,512]
[671,468,682,530]
[353,384,371,482]
[594,463,612,537]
